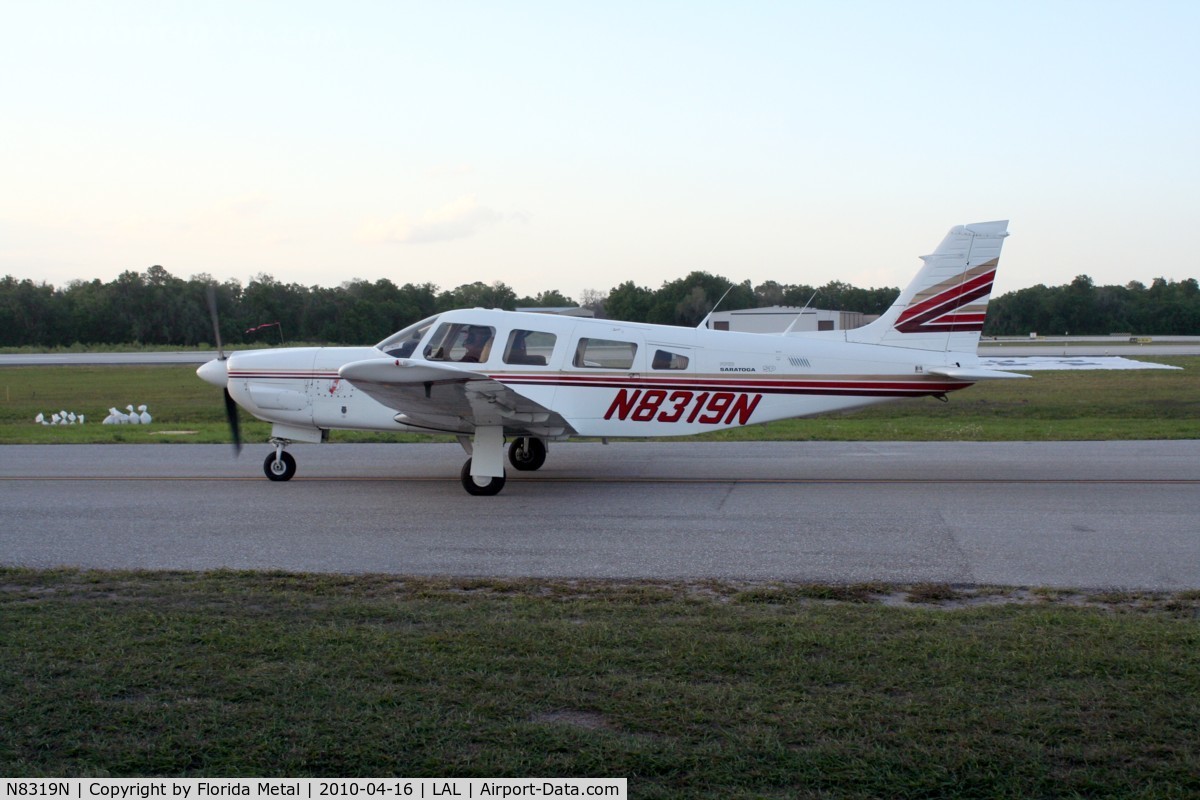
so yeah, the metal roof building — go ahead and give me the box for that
[704,306,871,333]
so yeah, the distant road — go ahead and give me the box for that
[980,336,1200,357]
[4,336,1199,365]
[0,351,222,366]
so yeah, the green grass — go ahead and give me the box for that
[0,365,443,445]
[2,570,1198,796]
[1,357,1197,444]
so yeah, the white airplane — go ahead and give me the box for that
[198,220,1021,494]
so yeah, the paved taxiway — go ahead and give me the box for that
[3,441,1198,589]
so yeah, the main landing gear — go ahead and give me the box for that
[460,459,505,496]
[508,437,547,471]
[457,434,549,495]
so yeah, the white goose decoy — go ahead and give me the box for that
[137,404,152,424]
[125,404,140,424]
[102,407,120,424]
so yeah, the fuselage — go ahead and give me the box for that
[207,307,975,441]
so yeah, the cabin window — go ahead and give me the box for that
[573,337,637,369]
[503,329,556,366]
[424,323,496,364]
[651,349,689,370]
[376,315,439,358]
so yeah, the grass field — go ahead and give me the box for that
[1,356,1197,444]
[2,570,1199,796]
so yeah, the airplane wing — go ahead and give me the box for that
[339,357,574,437]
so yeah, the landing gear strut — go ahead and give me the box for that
[458,425,506,495]
[263,441,297,481]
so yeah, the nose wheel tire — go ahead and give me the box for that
[508,437,547,471]
[264,451,297,481]
[460,459,506,496]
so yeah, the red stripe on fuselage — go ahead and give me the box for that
[491,374,970,397]
[228,369,972,398]
[228,371,341,380]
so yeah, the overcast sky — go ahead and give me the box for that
[2,1,1197,301]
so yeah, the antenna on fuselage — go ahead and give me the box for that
[781,290,820,336]
[696,285,736,330]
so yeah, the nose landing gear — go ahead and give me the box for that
[263,440,297,481]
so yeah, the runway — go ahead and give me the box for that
[2,441,1198,589]
[2,336,1199,366]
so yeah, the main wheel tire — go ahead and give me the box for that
[264,451,297,481]
[460,458,506,496]
[508,437,547,471]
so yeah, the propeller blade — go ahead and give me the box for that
[203,286,239,454]
[205,285,226,361]
[223,387,242,455]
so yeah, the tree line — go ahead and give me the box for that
[0,266,1196,348]
[985,275,1200,336]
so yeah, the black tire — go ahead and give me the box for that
[264,451,297,481]
[460,458,506,496]
[508,437,547,471]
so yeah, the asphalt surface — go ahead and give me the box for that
[3,441,1198,589]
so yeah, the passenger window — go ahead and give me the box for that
[573,337,637,369]
[651,349,689,370]
[503,330,556,366]
[424,323,496,363]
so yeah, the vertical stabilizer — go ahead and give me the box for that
[845,220,1009,353]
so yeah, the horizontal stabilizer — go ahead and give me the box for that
[925,366,1030,380]
[979,355,1182,371]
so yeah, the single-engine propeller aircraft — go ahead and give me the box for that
[198,220,1022,494]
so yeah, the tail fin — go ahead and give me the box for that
[845,220,1009,353]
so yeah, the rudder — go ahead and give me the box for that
[845,220,1009,353]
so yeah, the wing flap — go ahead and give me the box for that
[340,358,574,436]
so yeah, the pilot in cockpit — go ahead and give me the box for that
[460,326,493,363]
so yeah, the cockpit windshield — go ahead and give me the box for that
[375,315,439,358]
